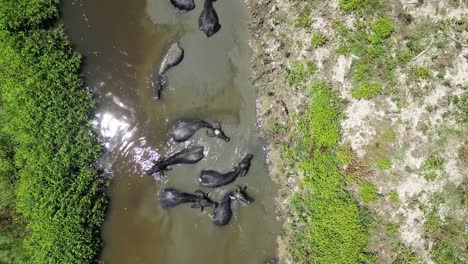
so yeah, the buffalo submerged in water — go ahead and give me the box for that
[169,0,195,12]
[199,154,253,187]
[169,119,230,142]
[145,146,205,175]
[158,188,218,211]
[150,42,184,100]
[199,0,220,37]
[213,186,253,226]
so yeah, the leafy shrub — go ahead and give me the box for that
[360,182,378,204]
[0,1,108,263]
[0,0,60,31]
[352,82,383,99]
[310,33,327,48]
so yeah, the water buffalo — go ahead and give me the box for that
[159,188,218,211]
[169,120,230,142]
[199,0,220,37]
[199,154,253,187]
[213,186,253,226]
[170,0,195,12]
[150,42,184,100]
[145,146,204,175]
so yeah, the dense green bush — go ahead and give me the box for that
[0,127,28,263]
[0,0,60,31]
[289,82,369,263]
[0,1,108,263]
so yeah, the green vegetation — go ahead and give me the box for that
[352,82,382,99]
[389,191,399,203]
[444,93,468,123]
[422,154,444,182]
[0,129,27,263]
[360,182,378,204]
[383,128,397,141]
[377,157,392,170]
[288,82,369,263]
[412,66,431,79]
[294,5,312,28]
[285,60,318,86]
[310,33,327,49]
[371,17,394,40]
[334,7,399,101]
[424,210,467,263]
[394,246,419,264]
[0,0,107,263]
[339,0,379,14]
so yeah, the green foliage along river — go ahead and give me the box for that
[0,0,107,263]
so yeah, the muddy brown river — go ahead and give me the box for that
[62,0,280,263]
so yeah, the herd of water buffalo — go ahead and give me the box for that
[145,120,255,226]
[146,1,254,227]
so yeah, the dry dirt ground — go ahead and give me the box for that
[245,0,467,263]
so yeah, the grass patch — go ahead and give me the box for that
[352,81,382,99]
[390,191,399,203]
[424,210,467,263]
[339,0,380,14]
[310,33,327,49]
[289,82,369,263]
[294,5,312,28]
[394,246,419,264]
[412,66,431,79]
[285,60,317,86]
[377,157,392,170]
[361,182,378,204]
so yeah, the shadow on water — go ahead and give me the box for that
[62,0,280,263]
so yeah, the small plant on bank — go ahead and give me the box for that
[310,33,327,49]
[352,82,383,99]
[412,66,431,79]
[361,182,379,204]
[294,5,311,28]
[390,191,399,203]
[285,60,317,86]
[377,157,392,170]
[394,246,419,264]
[424,154,444,171]
[383,128,397,141]
[371,17,394,39]
[339,0,379,13]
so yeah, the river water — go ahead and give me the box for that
[62,0,280,263]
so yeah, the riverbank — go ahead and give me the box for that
[0,1,107,263]
[246,0,467,263]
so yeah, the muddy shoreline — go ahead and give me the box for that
[244,1,296,263]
